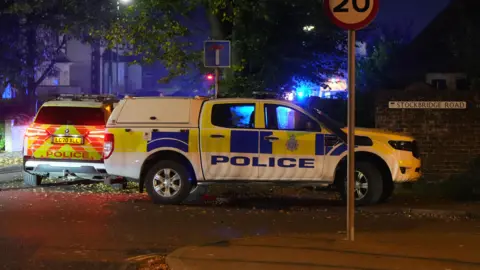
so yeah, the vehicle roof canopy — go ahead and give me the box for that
[42,101,105,108]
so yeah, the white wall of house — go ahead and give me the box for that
[103,61,142,94]
[38,63,72,86]
[2,38,144,100]
[66,39,92,93]
[425,73,467,90]
[128,64,142,92]
[3,120,28,152]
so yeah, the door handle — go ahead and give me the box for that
[264,136,279,141]
[210,134,225,138]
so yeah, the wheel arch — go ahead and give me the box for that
[139,150,197,193]
[333,151,393,188]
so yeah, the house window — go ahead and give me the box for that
[432,79,447,90]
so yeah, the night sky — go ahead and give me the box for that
[376,0,451,38]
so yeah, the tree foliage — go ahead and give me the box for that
[445,2,480,87]
[356,26,410,91]
[0,0,116,102]
[110,0,345,96]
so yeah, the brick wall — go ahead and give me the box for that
[375,90,480,181]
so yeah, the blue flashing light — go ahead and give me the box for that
[295,84,310,99]
[292,78,318,101]
[2,84,13,99]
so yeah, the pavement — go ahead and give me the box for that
[166,230,480,270]
[0,151,22,183]
[0,165,22,182]
[1,187,479,269]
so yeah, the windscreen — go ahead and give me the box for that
[34,106,106,126]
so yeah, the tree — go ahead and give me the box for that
[223,0,345,94]
[445,2,480,88]
[110,0,345,96]
[0,0,116,107]
[356,25,411,92]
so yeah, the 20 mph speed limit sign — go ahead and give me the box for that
[324,0,379,30]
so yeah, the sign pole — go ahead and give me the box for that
[347,29,356,242]
[324,0,379,243]
[203,40,231,99]
[214,67,220,99]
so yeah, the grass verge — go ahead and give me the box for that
[0,122,5,152]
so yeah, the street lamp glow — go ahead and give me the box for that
[119,0,132,5]
[303,25,315,32]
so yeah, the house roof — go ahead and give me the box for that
[55,53,71,63]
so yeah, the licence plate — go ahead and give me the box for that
[52,137,83,145]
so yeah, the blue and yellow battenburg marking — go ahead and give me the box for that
[211,155,315,168]
[145,130,350,157]
[147,131,190,152]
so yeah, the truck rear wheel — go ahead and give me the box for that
[145,160,191,204]
[338,162,383,206]
[23,171,42,187]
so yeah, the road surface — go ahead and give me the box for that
[0,186,478,269]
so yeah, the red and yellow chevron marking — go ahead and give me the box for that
[25,124,105,161]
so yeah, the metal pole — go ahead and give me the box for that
[116,43,119,95]
[347,29,356,241]
[109,50,113,94]
[116,1,120,96]
[214,68,219,98]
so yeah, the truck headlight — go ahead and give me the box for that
[388,141,414,152]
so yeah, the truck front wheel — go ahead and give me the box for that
[145,160,192,204]
[338,162,383,206]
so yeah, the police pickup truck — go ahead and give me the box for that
[103,96,421,205]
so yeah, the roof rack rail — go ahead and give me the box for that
[252,91,281,99]
[44,94,119,103]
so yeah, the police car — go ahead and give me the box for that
[103,96,421,205]
[22,94,118,186]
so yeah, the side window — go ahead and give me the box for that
[264,104,320,132]
[211,103,256,129]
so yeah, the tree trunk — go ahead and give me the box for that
[25,26,38,115]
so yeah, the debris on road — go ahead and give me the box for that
[0,179,140,194]
[0,151,22,168]
[131,255,170,270]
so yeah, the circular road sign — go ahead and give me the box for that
[324,0,379,30]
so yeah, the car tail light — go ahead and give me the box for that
[103,133,114,159]
[25,127,49,137]
[87,129,105,139]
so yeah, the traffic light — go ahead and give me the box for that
[206,74,214,80]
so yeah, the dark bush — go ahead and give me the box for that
[439,156,480,201]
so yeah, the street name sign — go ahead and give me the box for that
[389,101,467,109]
